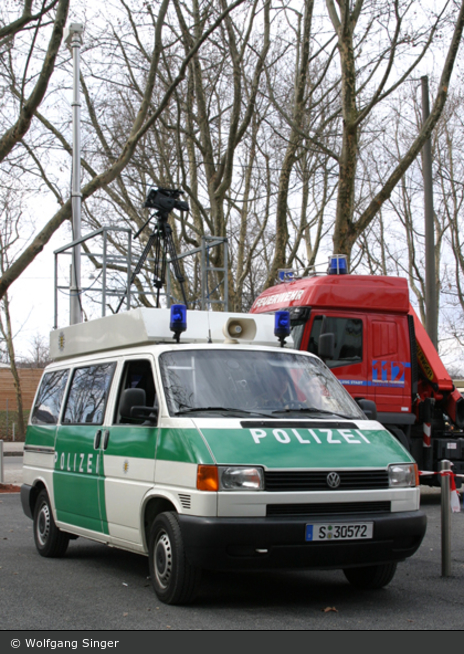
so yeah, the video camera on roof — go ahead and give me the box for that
[144,187,189,214]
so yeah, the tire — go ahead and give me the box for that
[148,512,201,605]
[343,562,397,589]
[33,489,69,558]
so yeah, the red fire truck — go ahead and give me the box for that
[250,256,464,481]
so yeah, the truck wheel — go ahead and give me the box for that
[33,489,69,558]
[148,512,201,605]
[343,562,397,589]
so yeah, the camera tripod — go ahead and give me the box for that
[116,210,187,313]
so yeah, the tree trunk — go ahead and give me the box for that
[0,293,25,440]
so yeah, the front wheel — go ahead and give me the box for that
[148,512,201,605]
[33,489,69,558]
[343,562,397,589]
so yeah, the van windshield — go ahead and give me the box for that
[159,349,365,419]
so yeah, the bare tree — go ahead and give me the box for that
[24,334,51,368]
[0,191,26,438]
[0,0,70,163]
[326,0,464,262]
[0,0,247,305]
[262,0,315,287]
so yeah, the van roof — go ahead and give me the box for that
[50,308,291,361]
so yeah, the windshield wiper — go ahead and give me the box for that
[270,407,353,419]
[174,406,271,417]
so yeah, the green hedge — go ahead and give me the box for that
[0,410,30,442]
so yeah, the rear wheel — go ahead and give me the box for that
[343,562,397,589]
[149,512,201,605]
[33,489,69,558]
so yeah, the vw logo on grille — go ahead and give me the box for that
[326,472,341,489]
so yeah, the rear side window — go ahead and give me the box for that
[63,362,116,425]
[31,370,69,425]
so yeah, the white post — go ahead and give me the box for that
[0,440,3,484]
[65,23,84,325]
[440,459,452,577]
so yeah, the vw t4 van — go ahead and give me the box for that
[21,307,426,604]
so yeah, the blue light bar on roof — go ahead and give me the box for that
[328,254,348,275]
[278,269,295,283]
[170,304,187,342]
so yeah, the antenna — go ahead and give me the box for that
[64,23,84,325]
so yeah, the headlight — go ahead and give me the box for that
[219,466,264,491]
[388,463,418,487]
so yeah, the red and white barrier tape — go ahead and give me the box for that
[418,469,462,513]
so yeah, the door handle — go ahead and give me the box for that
[102,429,110,450]
[94,430,102,449]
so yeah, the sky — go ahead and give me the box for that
[9,230,64,362]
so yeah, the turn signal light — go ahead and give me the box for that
[197,465,219,491]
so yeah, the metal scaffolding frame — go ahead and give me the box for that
[166,235,228,311]
[54,227,132,329]
[54,229,228,328]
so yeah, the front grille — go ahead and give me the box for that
[267,501,391,516]
[264,470,389,491]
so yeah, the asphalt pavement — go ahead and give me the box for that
[0,451,464,631]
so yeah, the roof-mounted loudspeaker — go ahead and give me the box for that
[223,318,257,344]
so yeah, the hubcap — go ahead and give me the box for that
[37,502,51,546]
[154,530,172,589]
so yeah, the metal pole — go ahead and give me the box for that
[421,75,438,349]
[54,251,58,329]
[201,237,207,310]
[127,231,132,311]
[440,459,452,577]
[102,229,107,317]
[223,238,228,312]
[65,24,84,325]
[0,440,3,484]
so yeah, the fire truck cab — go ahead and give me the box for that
[250,257,464,480]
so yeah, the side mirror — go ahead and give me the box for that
[356,398,377,421]
[119,388,158,424]
[131,405,158,424]
[318,333,335,360]
[419,397,435,424]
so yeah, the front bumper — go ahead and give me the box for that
[178,510,426,571]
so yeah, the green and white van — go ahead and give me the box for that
[21,307,426,604]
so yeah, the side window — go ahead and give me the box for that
[63,362,116,425]
[31,370,69,425]
[114,359,157,425]
[308,316,363,368]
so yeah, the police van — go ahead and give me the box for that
[21,307,426,604]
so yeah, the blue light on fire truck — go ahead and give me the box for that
[328,254,348,275]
